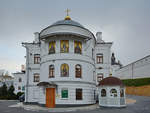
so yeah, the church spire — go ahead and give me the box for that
[65,9,71,20]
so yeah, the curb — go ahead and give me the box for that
[0,100,18,102]
[9,103,99,112]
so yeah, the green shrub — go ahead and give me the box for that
[16,92,24,99]
[0,84,17,100]
[122,77,150,86]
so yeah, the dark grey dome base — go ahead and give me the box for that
[51,20,84,28]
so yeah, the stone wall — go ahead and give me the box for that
[114,55,150,79]
[126,85,150,96]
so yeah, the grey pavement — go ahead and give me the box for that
[0,95,150,113]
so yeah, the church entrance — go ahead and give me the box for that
[46,88,55,108]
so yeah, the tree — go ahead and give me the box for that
[0,87,2,96]
[7,85,17,99]
[8,85,15,95]
[0,84,8,99]
[0,84,17,99]
[1,83,7,96]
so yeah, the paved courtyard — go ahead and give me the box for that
[0,95,150,113]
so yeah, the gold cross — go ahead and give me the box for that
[65,9,70,16]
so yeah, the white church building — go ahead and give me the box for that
[13,65,26,94]
[22,14,118,108]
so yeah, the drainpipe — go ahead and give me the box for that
[22,44,29,102]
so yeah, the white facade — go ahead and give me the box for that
[22,17,113,107]
[13,72,26,94]
[113,55,150,79]
[95,42,112,85]
[23,43,40,102]
[94,32,113,85]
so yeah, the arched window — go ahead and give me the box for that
[61,64,69,77]
[101,89,106,97]
[120,89,124,97]
[19,78,22,82]
[74,41,82,54]
[75,64,82,78]
[110,89,117,97]
[49,41,56,54]
[49,65,55,78]
[60,40,69,53]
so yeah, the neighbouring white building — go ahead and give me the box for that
[13,65,26,94]
[0,70,14,88]
[22,14,116,108]
[113,55,150,79]
[95,32,113,85]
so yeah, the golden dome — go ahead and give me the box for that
[65,15,71,20]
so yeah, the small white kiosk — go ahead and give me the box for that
[98,76,126,107]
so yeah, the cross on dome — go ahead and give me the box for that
[66,9,70,16]
[65,9,71,20]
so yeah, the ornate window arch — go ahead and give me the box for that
[49,41,56,54]
[61,64,69,77]
[49,65,55,78]
[110,89,117,97]
[75,64,82,78]
[101,89,106,97]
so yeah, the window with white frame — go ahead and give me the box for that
[33,73,40,82]
[61,89,68,99]
[19,78,22,82]
[49,65,55,78]
[97,54,103,64]
[34,54,40,64]
[76,89,82,100]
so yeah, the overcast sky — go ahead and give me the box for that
[0,0,150,73]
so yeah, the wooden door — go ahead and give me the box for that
[46,88,55,108]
